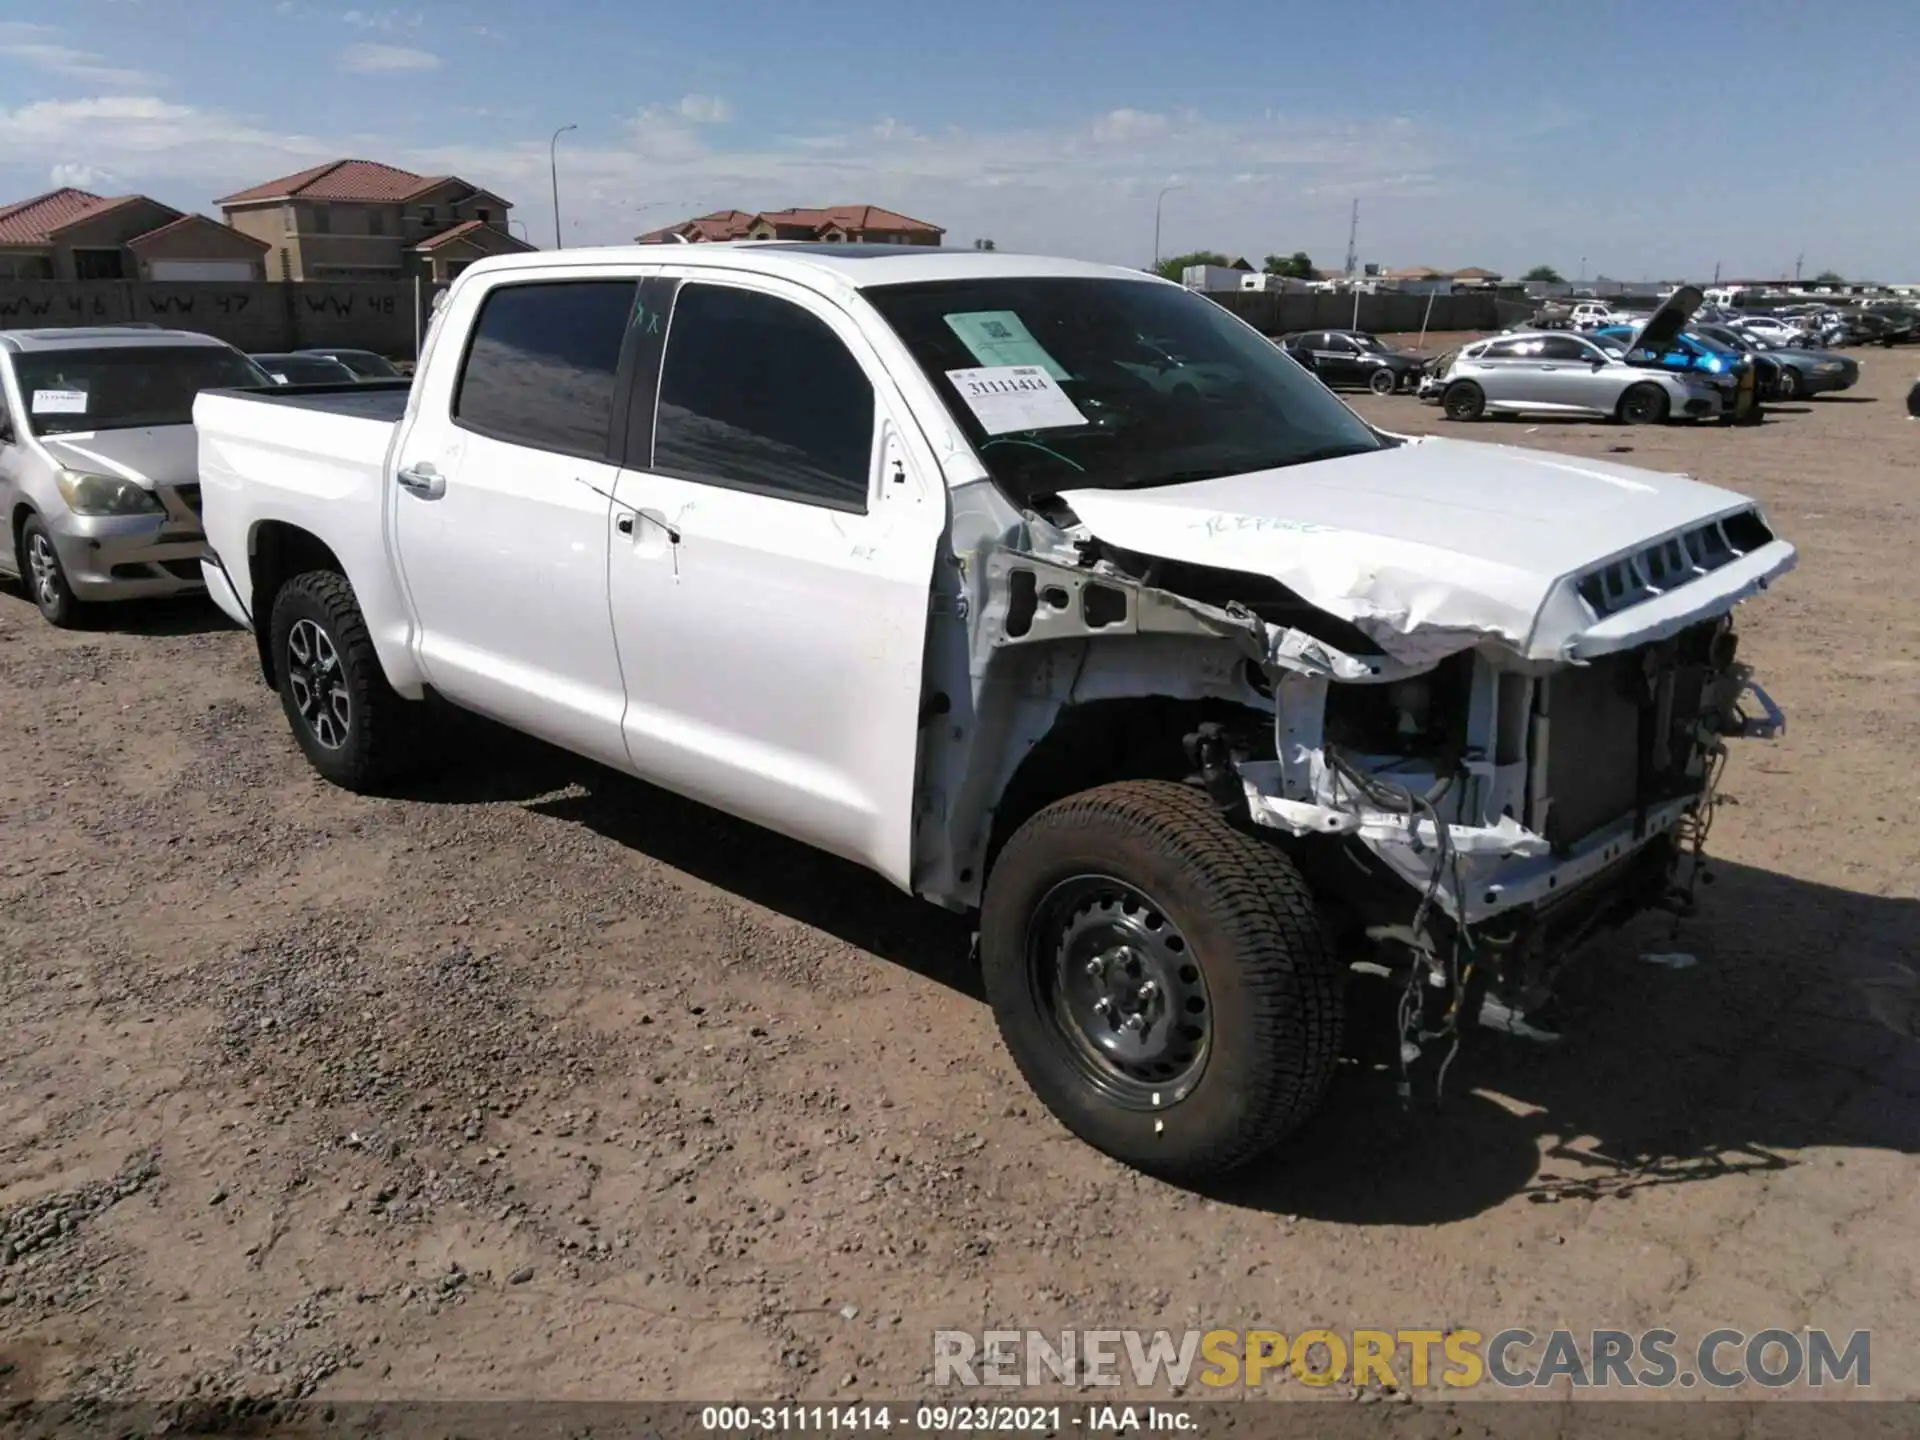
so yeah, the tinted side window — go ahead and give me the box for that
[1479,338,1533,359]
[1537,335,1595,361]
[454,279,637,458]
[653,283,875,512]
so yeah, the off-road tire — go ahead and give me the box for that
[1442,381,1485,421]
[980,780,1343,1180]
[19,514,83,628]
[1368,366,1399,396]
[1617,382,1670,425]
[270,569,419,792]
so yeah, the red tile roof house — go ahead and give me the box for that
[0,189,269,281]
[636,205,944,246]
[217,159,536,282]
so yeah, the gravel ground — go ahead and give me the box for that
[0,344,1915,1406]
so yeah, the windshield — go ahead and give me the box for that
[258,356,355,384]
[318,350,401,378]
[14,346,269,436]
[862,276,1384,498]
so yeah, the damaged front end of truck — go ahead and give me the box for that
[915,440,1795,1071]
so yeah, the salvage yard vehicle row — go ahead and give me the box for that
[194,242,1795,1179]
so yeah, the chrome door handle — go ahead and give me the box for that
[396,462,445,498]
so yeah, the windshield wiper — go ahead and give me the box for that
[1128,445,1377,489]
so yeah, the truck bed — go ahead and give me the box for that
[194,381,412,636]
[201,378,411,423]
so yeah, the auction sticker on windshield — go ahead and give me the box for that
[31,389,88,414]
[946,365,1087,435]
[944,311,1070,379]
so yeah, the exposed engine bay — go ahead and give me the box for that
[913,457,1791,1101]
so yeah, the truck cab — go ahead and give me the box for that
[194,245,1794,1180]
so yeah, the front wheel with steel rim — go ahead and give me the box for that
[980,780,1342,1180]
[19,515,83,628]
[270,569,420,791]
[1368,366,1399,396]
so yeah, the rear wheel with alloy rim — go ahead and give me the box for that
[270,570,420,791]
[1442,382,1485,421]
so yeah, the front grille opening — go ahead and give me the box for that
[1576,508,1777,620]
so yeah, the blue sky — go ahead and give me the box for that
[2,0,1917,278]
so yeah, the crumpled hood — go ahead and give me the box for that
[39,425,198,488]
[1060,436,1796,664]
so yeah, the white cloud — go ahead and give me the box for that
[0,22,156,88]
[1092,108,1169,142]
[0,90,1505,268]
[676,94,733,125]
[342,8,424,29]
[340,42,440,73]
[49,160,104,189]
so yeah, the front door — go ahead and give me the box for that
[389,274,639,769]
[605,274,946,890]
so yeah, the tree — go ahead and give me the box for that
[1152,250,1232,281]
[972,237,997,251]
[1262,250,1314,279]
[1812,269,1845,285]
[1522,264,1565,283]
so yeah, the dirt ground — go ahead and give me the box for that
[0,343,1916,1408]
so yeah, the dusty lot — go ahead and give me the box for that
[0,347,1916,1407]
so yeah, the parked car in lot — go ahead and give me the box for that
[196,244,1794,1179]
[1690,323,1859,399]
[252,352,361,386]
[1276,330,1426,394]
[296,347,405,379]
[1429,329,1720,423]
[1589,324,1762,423]
[0,326,271,625]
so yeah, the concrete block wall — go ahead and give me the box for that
[0,280,435,357]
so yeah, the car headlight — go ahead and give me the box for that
[1704,357,1724,373]
[55,468,164,517]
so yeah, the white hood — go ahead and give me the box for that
[1060,436,1796,663]
[39,424,198,488]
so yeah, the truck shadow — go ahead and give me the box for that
[1209,862,1920,1224]
[0,582,234,637]
[400,712,1920,1226]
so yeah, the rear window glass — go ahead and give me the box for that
[454,280,636,458]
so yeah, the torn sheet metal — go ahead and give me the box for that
[1235,759,1552,857]
[1057,437,1796,662]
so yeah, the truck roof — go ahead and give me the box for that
[0,326,236,353]
[457,242,1163,292]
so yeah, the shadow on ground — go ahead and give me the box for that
[401,709,1920,1226]
[0,584,235,637]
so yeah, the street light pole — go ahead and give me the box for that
[1152,183,1184,269]
[549,123,577,250]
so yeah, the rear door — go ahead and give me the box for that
[605,271,947,890]
[388,272,639,769]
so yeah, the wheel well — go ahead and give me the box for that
[984,696,1272,878]
[10,501,35,554]
[248,522,345,685]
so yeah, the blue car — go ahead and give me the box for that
[1591,325,1760,424]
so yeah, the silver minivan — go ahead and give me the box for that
[0,327,271,625]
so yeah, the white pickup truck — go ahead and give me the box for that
[195,244,1794,1179]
